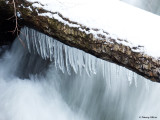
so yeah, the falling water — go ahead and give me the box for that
[0,27,160,120]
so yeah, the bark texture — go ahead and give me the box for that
[0,0,160,82]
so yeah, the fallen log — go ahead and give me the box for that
[0,0,160,82]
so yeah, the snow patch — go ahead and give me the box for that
[27,6,32,11]
[32,3,44,8]
[17,12,21,18]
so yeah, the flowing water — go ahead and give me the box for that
[0,27,160,120]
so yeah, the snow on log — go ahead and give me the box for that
[0,0,160,82]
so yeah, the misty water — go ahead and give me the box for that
[0,27,160,120]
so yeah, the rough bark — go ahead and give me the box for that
[0,0,160,82]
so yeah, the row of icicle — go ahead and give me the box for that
[21,27,148,88]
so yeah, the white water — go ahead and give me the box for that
[0,27,160,120]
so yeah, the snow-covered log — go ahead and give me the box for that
[0,0,160,82]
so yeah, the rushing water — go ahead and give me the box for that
[0,27,160,120]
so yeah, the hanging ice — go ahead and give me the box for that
[21,26,149,87]
[22,27,98,76]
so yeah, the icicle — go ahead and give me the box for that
[24,27,31,53]
[34,30,40,55]
[64,45,71,75]
[31,29,36,54]
[108,62,112,88]
[58,42,65,73]
[84,53,91,77]
[47,37,54,61]
[102,60,105,79]
[57,41,60,70]
[133,72,137,87]
[42,35,47,59]
[91,55,96,74]
[145,78,149,91]
[88,55,92,74]
[76,50,84,75]
[103,60,106,82]
[54,40,58,70]
[127,70,133,86]
[73,48,79,73]
[68,48,78,74]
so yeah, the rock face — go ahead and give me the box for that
[0,0,160,82]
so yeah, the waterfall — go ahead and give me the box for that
[0,27,160,120]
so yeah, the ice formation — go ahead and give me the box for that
[22,27,146,87]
